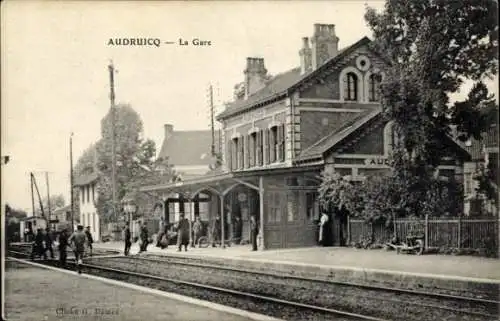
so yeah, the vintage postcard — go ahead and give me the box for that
[2,1,499,320]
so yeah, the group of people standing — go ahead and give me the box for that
[31,225,94,274]
[152,213,259,252]
[122,221,150,256]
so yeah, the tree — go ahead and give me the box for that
[96,104,144,222]
[361,0,498,217]
[95,104,178,223]
[474,156,499,211]
[34,194,65,217]
[74,143,98,177]
[4,204,27,243]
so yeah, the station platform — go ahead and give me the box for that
[95,241,500,294]
[96,241,500,280]
[4,259,280,321]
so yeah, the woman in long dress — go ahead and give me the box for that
[318,212,329,246]
[176,213,190,252]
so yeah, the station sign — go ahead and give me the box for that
[364,157,392,166]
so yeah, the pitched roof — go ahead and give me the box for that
[158,130,221,167]
[216,37,372,120]
[74,172,99,186]
[52,205,71,214]
[295,105,382,162]
[465,126,499,161]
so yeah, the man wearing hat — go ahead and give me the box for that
[85,226,94,257]
[31,228,47,260]
[58,227,69,266]
[68,225,87,274]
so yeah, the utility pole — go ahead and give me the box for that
[45,171,52,225]
[70,133,74,231]
[209,84,215,156]
[108,61,117,223]
[30,173,35,217]
[32,173,45,221]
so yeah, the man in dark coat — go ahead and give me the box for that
[139,222,149,253]
[85,226,94,256]
[68,225,88,274]
[233,216,243,244]
[44,228,55,259]
[176,213,190,252]
[250,214,259,251]
[124,223,132,256]
[58,228,69,266]
[211,215,221,247]
[31,228,47,260]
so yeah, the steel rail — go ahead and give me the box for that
[7,255,386,321]
[128,255,500,305]
[9,250,499,319]
[99,255,499,319]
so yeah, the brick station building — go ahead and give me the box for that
[141,23,470,250]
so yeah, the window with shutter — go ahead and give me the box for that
[238,137,244,169]
[233,140,236,171]
[281,124,286,162]
[243,135,248,168]
[270,126,277,163]
[278,124,285,162]
[249,133,256,167]
[264,128,270,165]
[227,141,233,170]
[257,130,263,166]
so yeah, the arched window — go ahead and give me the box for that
[344,72,358,101]
[368,73,382,102]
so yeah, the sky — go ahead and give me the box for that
[1,0,498,213]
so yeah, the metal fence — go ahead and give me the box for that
[348,216,498,250]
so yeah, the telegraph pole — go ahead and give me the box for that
[70,133,74,230]
[108,61,117,222]
[45,171,52,225]
[30,173,35,217]
[209,84,215,156]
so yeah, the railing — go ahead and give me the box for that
[348,216,498,251]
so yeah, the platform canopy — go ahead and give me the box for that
[139,164,322,200]
[139,165,323,250]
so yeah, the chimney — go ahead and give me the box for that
[299,37,312,75]
[164,124,173,140]
[244,57,267,99]
[310,23,339,70]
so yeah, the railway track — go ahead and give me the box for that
[134,254,500,301]
[88,255,499,321]
[8,249,499,320]
[7,253,383,321]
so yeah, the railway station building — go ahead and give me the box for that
[140,24,470,250]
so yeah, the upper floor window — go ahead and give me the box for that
[344,72,358,101]
[368,73,382,102]
[230,137,241,170]
[276,124,285,162]
[256,130,263,166]
[270,126,278,163]
[237,137,244,169]
[249,132,256,167]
